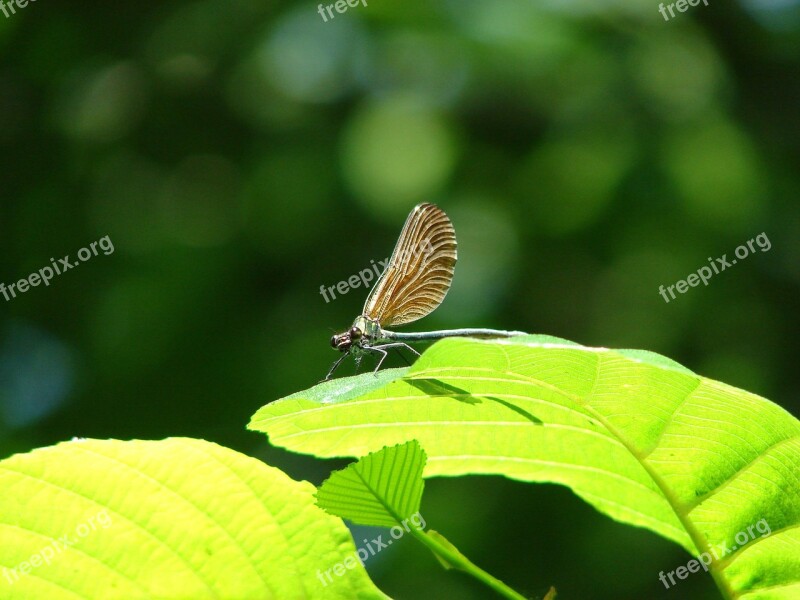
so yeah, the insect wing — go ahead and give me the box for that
[362,203,457,327]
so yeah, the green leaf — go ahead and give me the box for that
[316,440,425,528]
[250,336,800,599]
[315,441,530,600]
[0,438,388,600]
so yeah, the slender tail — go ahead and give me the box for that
[382,328,528,342]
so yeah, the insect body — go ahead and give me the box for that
[326,203,524,380]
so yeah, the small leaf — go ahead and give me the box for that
[316,440,425,528]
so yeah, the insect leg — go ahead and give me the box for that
[323,352,350,381]
[367,342,421,371]
[373,342,420,356]
[365,346,389,374]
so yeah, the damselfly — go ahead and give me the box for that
[326,203,525,379]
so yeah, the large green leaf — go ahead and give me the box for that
[0,438,388,600]
[249,335,800,599]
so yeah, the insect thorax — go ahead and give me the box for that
[352,315,383,343]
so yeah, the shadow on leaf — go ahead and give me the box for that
[404,377,542,424]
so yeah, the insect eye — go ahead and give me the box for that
[330,335,338,348]
[350,327,362,339]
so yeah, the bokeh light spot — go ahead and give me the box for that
[341,95,458,219]
[629,32,724,121]
[0,322,74,429]
[515,132,634,235]
[52,62,149,143]
[662,118,765,232]
[353,31,468,106]
[258,7,363,104]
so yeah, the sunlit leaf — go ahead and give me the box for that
[250,335,800,599]
[0,438,388,600]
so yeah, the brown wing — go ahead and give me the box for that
[362,203,457,327]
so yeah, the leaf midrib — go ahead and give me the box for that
[578,355,736,600]
[416,356,736,599]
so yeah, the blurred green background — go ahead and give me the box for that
[1,0,799,598]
